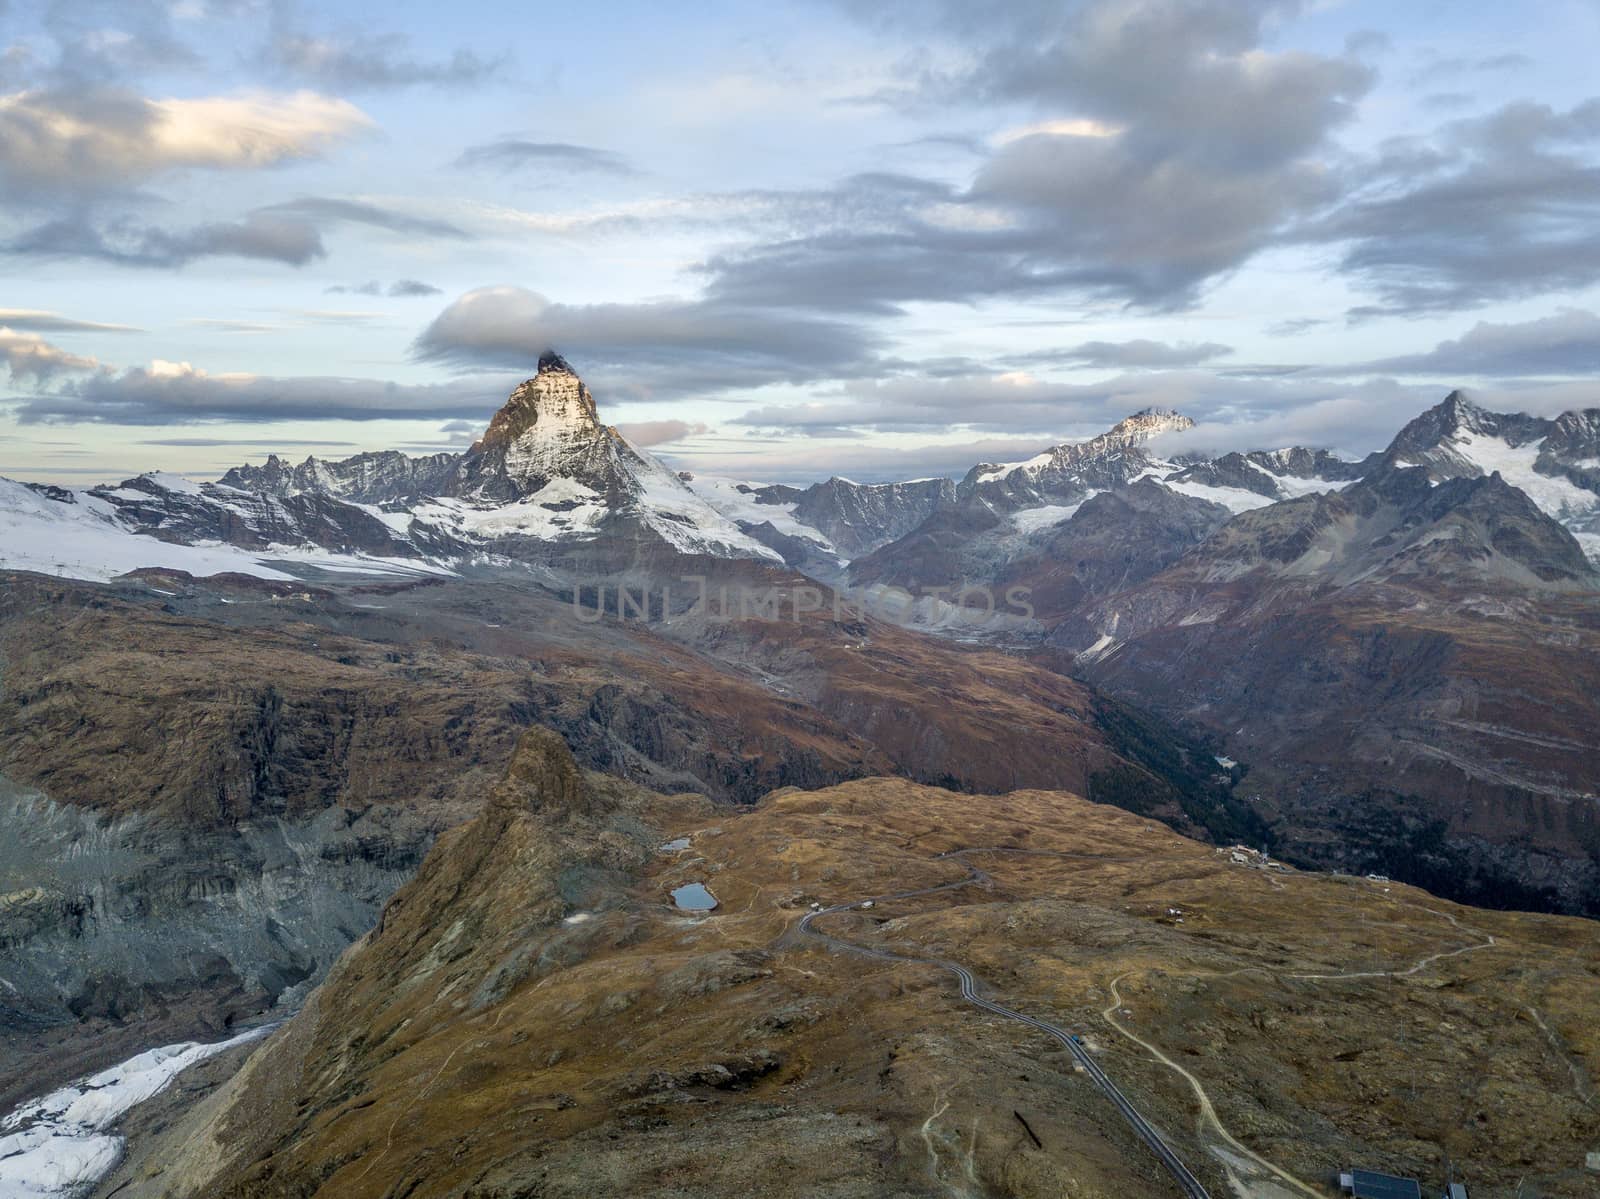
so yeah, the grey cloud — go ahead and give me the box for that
[137,438,360,447]
[454,139,635,175]
[1268,317,1329,336]
[1150,378,1442,457]
[326,279,444,297]
[15,365,524,425]
[2,197,456,276]
[413,285,883,400]
[1410,51,1532,87]
[256,197,471,240]
[678,378,1453,483]
[663,436,1057,486]
[733,366,1436,458]
[28,0,203,85]
[290,309,384,324]
[0,328,102,382]
[732,372,1177,435]
[1017,339,1233,369]
[1340,309,1600,377]
[1345,30,1391,59]
[262,2,505,90]
[1303,100,1600,314]
[0,85,369,202]
[702,1,1370,312]
[181,318,282,333]
[6,197,467,272]
[0,309,141,333]
[6,213,326,267]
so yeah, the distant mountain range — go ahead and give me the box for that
[2,359,1599,915]
[0,353,778,583]
[5,349,1598,592]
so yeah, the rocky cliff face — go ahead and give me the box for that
[1164,447,1372,500]
[218,449,459,506]
[992,481,1234,622]
[1050,454,1600,913]
[450,351,649,505]
[1377,392,1600,561]
[773,475,957,558]
[90,473,425,559]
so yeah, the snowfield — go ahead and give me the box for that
[0,1027,272,1198]
[0,479,455,584]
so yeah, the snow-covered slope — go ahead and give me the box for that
[1380,392,1600,563]
[958,408,1195,510]
[685,477,840,553]
[1,356,777,585]
[0,1027,272,1198]
[0,478,451,583]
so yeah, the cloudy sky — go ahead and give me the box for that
[4,0,1600,484]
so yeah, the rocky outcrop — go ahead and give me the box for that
[775,476,957,557]
[90,473,425,559]
[218,449,459,505]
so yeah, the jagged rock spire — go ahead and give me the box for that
[475,351,601,453]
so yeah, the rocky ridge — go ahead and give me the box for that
[94,742,1600,1199]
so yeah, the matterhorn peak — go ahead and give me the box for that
[537,348,576,375]
[475,351,602,455]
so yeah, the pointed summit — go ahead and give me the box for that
[476,352,602,455]
[1384,389,1530,466]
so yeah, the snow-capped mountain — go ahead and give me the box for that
[218,449,459,505]
[1161,448,1373,507]
[0,354,778,584]
[959,407,1195,510]
[690,474,956,561]
[1378,391,1600,560]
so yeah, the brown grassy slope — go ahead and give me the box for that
[0,571,1206,825]
[106,740,1600,1199]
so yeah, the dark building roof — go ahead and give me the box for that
[1346,1170,1422,1199]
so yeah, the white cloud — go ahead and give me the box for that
[0,328,103,381]
[0,88,372,194]
[991,117,1122,145]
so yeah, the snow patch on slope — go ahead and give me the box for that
[629,462,784,561]
[0,1027,272,1198]
[1452,431,1599,519]
[685,476,840,552]
[0,479,453,584]
[1132,469,1277,514]
[1010,502,1087,533]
